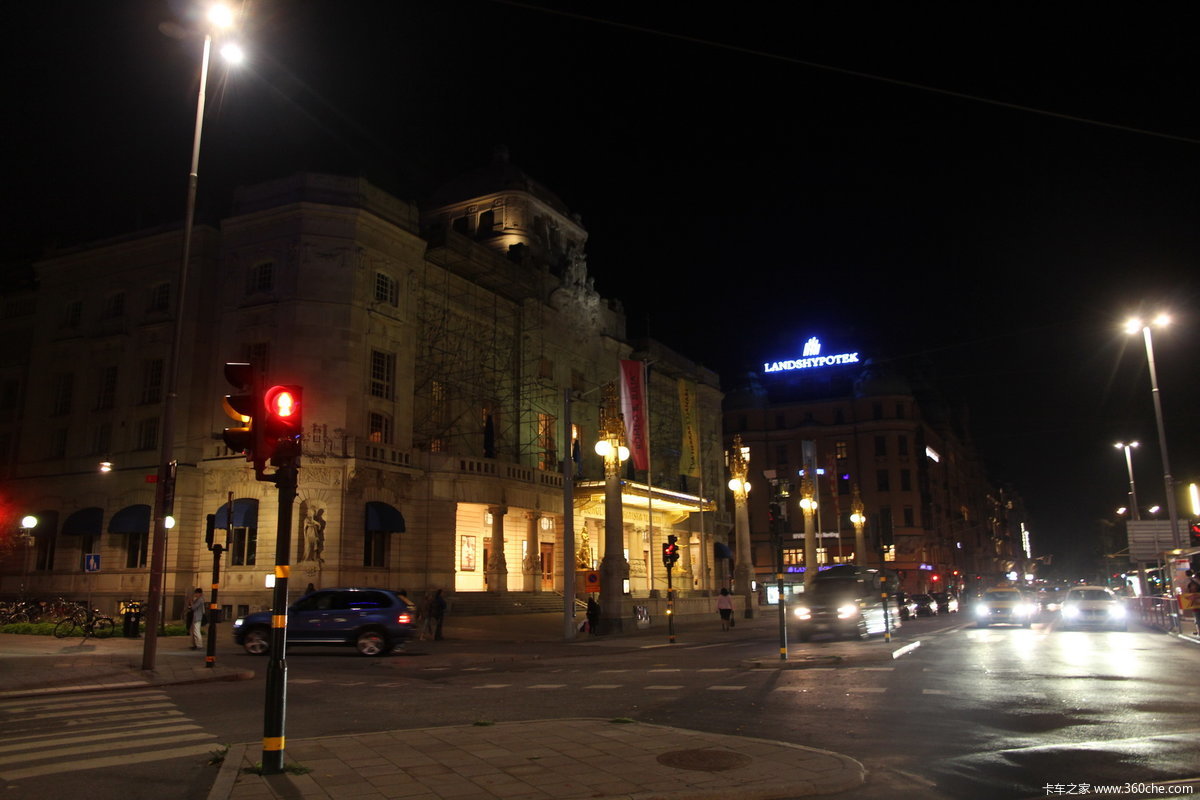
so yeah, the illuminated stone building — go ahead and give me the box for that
[0,153,727,622]
[723,337,1025,596]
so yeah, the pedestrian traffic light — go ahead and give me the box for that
[262,384,303,465]
[222,362,261,468]
[1190,520,1200,548]
[662,534,680,567]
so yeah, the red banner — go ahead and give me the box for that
[619,360,649,472]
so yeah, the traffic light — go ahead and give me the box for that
[662,534,680,567]
[1190,520,1200,547]
[931,574,940,584]
[222,362,260,466]
[262,385,303,465]
[768,503,782,535]
[205,514,216,550]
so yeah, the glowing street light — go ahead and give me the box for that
[1114,441,1141,521]
[1124,313,1181,548]
[728,436,753,613]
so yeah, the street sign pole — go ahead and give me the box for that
[262,457,297,774]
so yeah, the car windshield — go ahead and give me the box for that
[1069,590,1113,602]
[987,591,1022,602]
[809,579,865,599]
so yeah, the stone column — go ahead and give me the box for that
[524,512,541,592]
[485,505,508,593]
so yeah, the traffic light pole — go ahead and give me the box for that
[666,563,675,644]
[205,539,223,669]
[262,458,297,775]
[774,530,787,660]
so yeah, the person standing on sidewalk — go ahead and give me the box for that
[717,588,734,631]
[188,588,205,650]
[431,589,447,640]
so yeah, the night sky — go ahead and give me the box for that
[6,1,1199,571]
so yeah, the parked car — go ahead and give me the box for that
[894,593,918,620]
[930,592,959,613]
[910,593,938,617]
[1060,586,1127,631]
[233,587,416,656]
[973,587,1034,628]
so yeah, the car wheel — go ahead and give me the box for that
[242,626,271,655]
[356,629,393,656]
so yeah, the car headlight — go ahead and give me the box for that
[974,604,990,617]
[1108,604,1126,619]
[1016,604,1033,617]
[1063,605,1079,619]
[794,607,812,621]
[837,604,860,619]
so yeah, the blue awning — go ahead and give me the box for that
[714,541,733,560]
[62,507,103,536]
[365,501,405,533]
[215,498,259,529]
[108,504,151,534]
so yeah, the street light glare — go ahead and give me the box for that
[1124,317,1142,334]
[20,515,38,529]
[1153,312,1170,327]
[207,4,235,29]
[219,42,244,64]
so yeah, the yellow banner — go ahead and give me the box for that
[678,379,701,478]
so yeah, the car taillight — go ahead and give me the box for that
[397,613,413,624]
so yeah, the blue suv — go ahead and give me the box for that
[233,587,416,657]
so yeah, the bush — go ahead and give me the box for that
[0,621,189,636]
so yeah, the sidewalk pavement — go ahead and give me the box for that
[0,612,907,800]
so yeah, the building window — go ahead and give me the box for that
[782,548,803,566]
[478,209,495,233]
[900,469,912,492]
[135,417,159,451]
[147,282,170,313]
[370,351,395,399]
[125,531,149,568]
[835,441,848,460]
[882,544,896,562]
[61,300,82,330]
[91,421,111,456]
[368,412,393,444]
[903,506,915,526]
[876,469,890,492]
[816,547,828,565]
[872,402,883,420]
[874,435,886,457]
[101,292,126,320]
[374,272,399,305]
[775,444,787,464]
[51,373,73,416]
[140,359,163,404]
[96,366,118,410]
[246,261,274,294]
[898,436,909,456]
[364,530,387,567]
[51,428,68,458]
[230,526,257,566]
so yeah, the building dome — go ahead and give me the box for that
[426,145,573,217]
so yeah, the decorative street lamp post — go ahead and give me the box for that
[18,516,38,600]
[728,435,753,616]
[850,485,866,567]
[799,473,818,587]
[594,382,629,634]
[1125,314,1181,550]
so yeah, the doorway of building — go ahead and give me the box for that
[540,543,555,591]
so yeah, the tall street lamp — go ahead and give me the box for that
[594,382,629,634]
[799,472,818,587]
[143,4,241,671]
[1114,442,1141,521]
[849,484,866,567]
[18,516,38,600]
[727,435,753,617]
[1124,314,1181,550]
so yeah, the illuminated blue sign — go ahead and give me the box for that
[763,337,860,374]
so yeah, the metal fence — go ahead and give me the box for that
[1130,596,1184,634]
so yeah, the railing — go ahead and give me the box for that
[1130,596,1183,634]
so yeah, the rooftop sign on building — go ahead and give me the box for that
[763,337,860,374]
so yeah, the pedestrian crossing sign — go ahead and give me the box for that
[85,553,100,573]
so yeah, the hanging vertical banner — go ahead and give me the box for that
[619,360,649,472]
[678,378,702,477]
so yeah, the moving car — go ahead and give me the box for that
[973,587,1034,628]
[793,567,900,641]
[1037,587,1065,614]
[930,592,959,613]
[894,593,918,620]
[1060,586,1127,631]
[910,593,938,617]
[233,587,416,656]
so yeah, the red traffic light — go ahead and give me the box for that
[262,385,303,464]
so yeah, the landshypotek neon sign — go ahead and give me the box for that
[763,337,860,374]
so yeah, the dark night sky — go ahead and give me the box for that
[6,1,1200,570]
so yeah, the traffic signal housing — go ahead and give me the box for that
[662,534,680,567]
[222,362,260,466]
[262,385,303,466]
[1190,520,1200,548]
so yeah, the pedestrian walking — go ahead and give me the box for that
[716,587,734,631]
[1184,570,1200,636]
[416,590,434,640]
[188,588,205,650]
[431,589,447,640]
[586,596,600,635]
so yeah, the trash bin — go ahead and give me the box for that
[122,601,142,638]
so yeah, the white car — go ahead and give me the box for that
[1060,586,1127,631]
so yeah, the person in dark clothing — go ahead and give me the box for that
[586,596,600,635]
[431,589,447,640]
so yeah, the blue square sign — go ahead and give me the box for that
[84,553,101,573]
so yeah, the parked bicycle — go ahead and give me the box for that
[53,609,114,639]
[1,600,44,624]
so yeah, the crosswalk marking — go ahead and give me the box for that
[527,684,567,689]
[2,743,218,781]
[644,685,684,690]
[707,685,746,691]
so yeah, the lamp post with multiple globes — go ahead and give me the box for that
[594,383,629,634]
[727,435,753,617]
